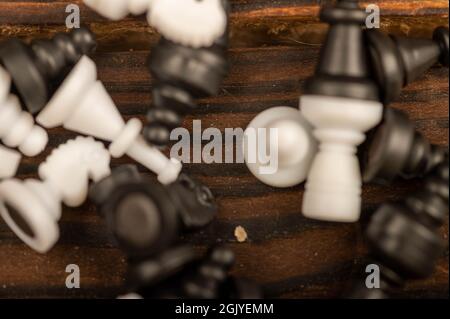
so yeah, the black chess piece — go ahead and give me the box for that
[143,0,230,147]
[363,107,447,184]
[129,245,263,299]
[366,26,449,104]
[89,165,218,260]
[0,27,97,114]
[350,156,449,298]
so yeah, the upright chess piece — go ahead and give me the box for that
[363,108,447,184]
[366,26,449,104]
[0,27,96,114]
[0,137,110,253]
[0,66,48,157]
[243,107,317,188]
[36,56,182,184]
[300,0,383,222]
[84,0,150,20]
[0,145,21,179]
[350,156,449,298]
[90,165,218,260]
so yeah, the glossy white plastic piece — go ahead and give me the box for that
[0,137,111,253]
[84,0,150,20]
[0,145,21,179]
[37,56,182,185]
[243,107,317,188]
[0,67,48,157]
[147,0,227,48]
[300,95,383,223]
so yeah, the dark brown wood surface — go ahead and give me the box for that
[0,0,448,299]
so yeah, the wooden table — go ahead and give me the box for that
[0,0,448,299]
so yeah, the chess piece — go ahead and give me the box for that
[351,156,449,298]
[0,145,21,179]
[0,66,48,157]
[147,0,227,48]
[243,107,317,188]
[300,0,383,222]
[366,26,449,104]
[83,0,227,48]
[144,3,229,146]
[90,165,217,259]
[129,245,263,299]
[0,136,110,253]
[0,27,96,114]
[36,56,182,184]
[84,0,150,20]
[363,107,447,184]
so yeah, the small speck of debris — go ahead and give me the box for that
[234,226,248,243]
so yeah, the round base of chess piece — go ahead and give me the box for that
[244,107,317,188]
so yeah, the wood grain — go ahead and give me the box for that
[0,0,448,299]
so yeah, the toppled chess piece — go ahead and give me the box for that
[144,33,229,146]
[0,136,110,253]
[243,107,317,188]
[0,27,96,114]
[127,245,263,299]
[36,56,182,184]
[366,26,449,104]
[0,145,21,179]
[84,0,227,48]
[349,155,449,298]
[300,0,383,222]
[89,165,218,260]
[363,107,448,184]
[0,66,48,157]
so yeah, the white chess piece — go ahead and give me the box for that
[0,66,48,157]
[0,136,111,253]
[0,145,21,179]
[148,0,227,48]
[83,0,150,20]
[37,56,182,185]
[244,107,317,188]
[300,95,383,222]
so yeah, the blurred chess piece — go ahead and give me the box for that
[300,0,383,222]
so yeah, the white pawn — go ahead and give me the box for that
[0,145,21,179]
[300,96,383,222]
[147,0,227,48]
[36,56,182,185]
[83,0,150,20]
[244,107,317,188]
[0,136,111,253]
[0,66,48,157]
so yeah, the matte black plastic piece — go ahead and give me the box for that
[0,27,96,114]
[366,26,449,104]
[89,166,218,259]
[302,0,379,101]
[363,108,447,184]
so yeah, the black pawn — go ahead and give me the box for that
[366,26,449,104]
[363,107,447,184]
[0,27,96,114]
[302,0,379,101]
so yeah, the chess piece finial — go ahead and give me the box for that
[0,27,96,114]
[300,0,383,222]
[0,136,110,253]
[366,26,449,104]
[243,107,317,188]
[36,56,182,184]
[363,108,447,184]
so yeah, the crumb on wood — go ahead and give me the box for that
[234,226,248,243]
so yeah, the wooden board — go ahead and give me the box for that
[0,0,448,299]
